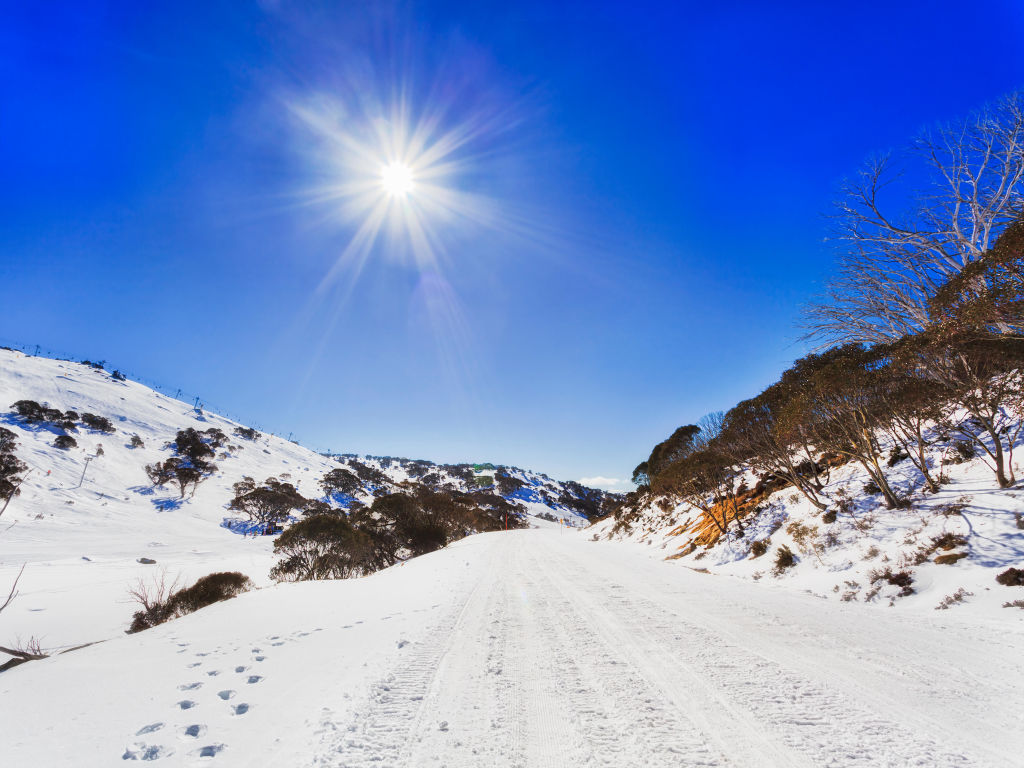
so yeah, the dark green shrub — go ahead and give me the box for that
[0,427,27,502]
[54,434,77,450]
[229,477,307,530]
[129,435,145,449]
[127,571,251,633]
[270,514,373,581]
[234,426,260,441]
[168,572,252,615]
[320,467,362,497]
[80,413,115,433]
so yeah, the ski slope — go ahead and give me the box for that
[2,528,1020,767]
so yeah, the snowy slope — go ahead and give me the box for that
[592,422,1024,617]
[1,529,1020,767]
[0,349,607,654]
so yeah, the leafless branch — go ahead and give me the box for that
[0,563,26,615]
[804,92,1024,346]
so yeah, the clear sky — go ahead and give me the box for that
[3,1,1023,489]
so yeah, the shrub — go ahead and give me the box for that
[80,413,115,433]
[935,587,973,610]
[111,370,127,381]
[270,514,373,581]
[0,428,27,505]
[127,571,251,633]
[995,567,1024,587]
[949,441,976,464]
[346,459,390,486]
[887,445,908,467]
[773,545,795,575]
[53,434,77,450]
[11,400,77,430]
[863,480,881,496]
[129,434,145,449]
[234,426,260,441]
[1003,600,1024,609]
[168,572,251,615]
[11,399,47,422]
[320,467,362,497]
[821,508,837,524]
[870,567,915,597]
[229,477,307,531]
[749,539,768,558]
[931,532,967,551]
[145,458,205,498]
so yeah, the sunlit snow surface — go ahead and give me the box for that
[0,349,589,652]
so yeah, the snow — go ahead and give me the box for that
[593,424,1024,617]
[2,348,1023,765]
[0,349,595,654]
[1,528,1021,766]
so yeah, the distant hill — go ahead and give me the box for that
[0,348,615,652]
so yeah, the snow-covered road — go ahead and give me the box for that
[2,529,1021,766]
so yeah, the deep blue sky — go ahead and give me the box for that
[3,1,1023,488]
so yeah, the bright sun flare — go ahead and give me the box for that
[380,161,415,197]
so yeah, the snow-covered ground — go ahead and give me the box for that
[1,528,1020,767]
[0,349,597,655]
[593,431,1024,617]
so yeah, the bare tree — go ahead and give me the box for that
[804,91,1024,346]
[0,563,25,616]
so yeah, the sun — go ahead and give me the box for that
[380,161,415,197]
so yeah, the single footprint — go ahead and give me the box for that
[177,700,197,710]
[193,744,224,759]
[122,743,167,761]
[135,723,164,736]
[206,670,220,677]
[270,641,284,647]
[178,682,202,691]
[186,662,202,669]
[246,675,262,684]
[253,656,265,662]
[181,724,207,739]
[234,666,247,673]
[217,690,235,700]
[231,703,249,716]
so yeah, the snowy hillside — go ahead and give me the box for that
[0,348,610,656]
[592,422,1024,616]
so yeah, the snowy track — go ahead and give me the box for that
[314,531,1020,768]
[2,529,1021,767]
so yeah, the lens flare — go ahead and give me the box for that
[380,161,414,197]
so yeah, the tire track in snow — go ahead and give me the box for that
[545,541,991,768]
[313,550,509,767]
